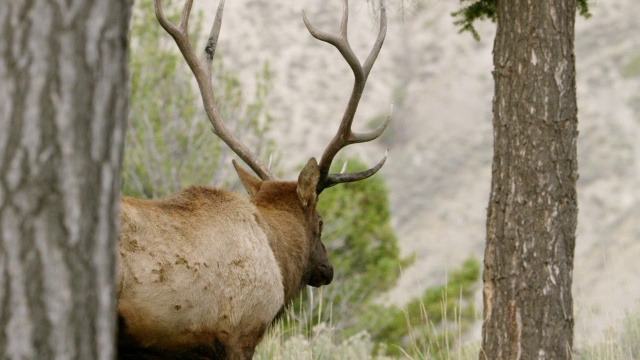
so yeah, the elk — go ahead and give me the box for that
[117,0,391,358]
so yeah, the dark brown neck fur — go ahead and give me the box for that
[252,181,310,305]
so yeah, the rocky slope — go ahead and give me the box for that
[195,0,640,345]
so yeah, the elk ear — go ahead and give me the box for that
[297,158,320,208]
[233,160,262,198]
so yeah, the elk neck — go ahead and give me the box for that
[251,181,311,305]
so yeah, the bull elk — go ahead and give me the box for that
[117,0,391,358]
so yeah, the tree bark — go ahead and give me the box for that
[480,0,578,359]
[0,0,131,358]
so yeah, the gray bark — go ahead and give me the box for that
[480,0,578,358]
[0,0,131,358]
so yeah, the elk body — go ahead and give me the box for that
[117,160,330,359]
[117,0,391,359]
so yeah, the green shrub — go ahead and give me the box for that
[291,158,412,335]
[363,257,480,358]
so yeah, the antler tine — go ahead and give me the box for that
[363,4,387,77]
[154,0,274,180]
[323,149,388,190]
[204,0,225,72]
[303,0,390,193]
[302,0,361,84]
[351,102,393,143]
[323,106,391,191]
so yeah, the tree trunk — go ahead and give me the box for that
[480,0,579,359]
[0,1,131,358]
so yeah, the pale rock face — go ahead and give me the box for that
[193,0,640,344]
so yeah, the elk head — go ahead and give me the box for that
[232,156,333,293]
[154,0,391,291]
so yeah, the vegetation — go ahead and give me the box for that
[297,159,412,325]
[576,307,640,360]
[258,258,481,360]
[364,258,479,357]
[451,0,591,41]
[124,0,276,199]
[282,161,479,358]
[257,303,640,360]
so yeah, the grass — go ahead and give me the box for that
[574,306,640,360]
[255,287,391,360]
[256,318,480,360]
[255,294,640,360]
[253,258,639,360]
[254,276,481,360]
[256,323,394,360]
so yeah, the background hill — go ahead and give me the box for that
[194,0,640,346]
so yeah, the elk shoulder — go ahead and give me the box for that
[117,186,284,351]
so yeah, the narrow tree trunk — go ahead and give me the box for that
[480,0,579,358]
[0,1,131,358]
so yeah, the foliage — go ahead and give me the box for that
[451,0,496,41]
[292,158,412,332]
[319,159,409,302]
[363,257,480,357]
[123,0,276,198]
[452,0,592,41]
[260,258,481,359]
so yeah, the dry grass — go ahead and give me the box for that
[574,306,640,360]
[255,297,640,360]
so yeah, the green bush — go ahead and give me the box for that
[291,158,412,335]
[319,159,410,301]
[362,257,480,358]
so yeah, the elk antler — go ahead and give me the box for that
[303,0,392,194]
[154,0,274,180]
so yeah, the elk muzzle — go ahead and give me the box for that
[308,263,334,287]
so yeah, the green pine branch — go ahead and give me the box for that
[452,0,592,41]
